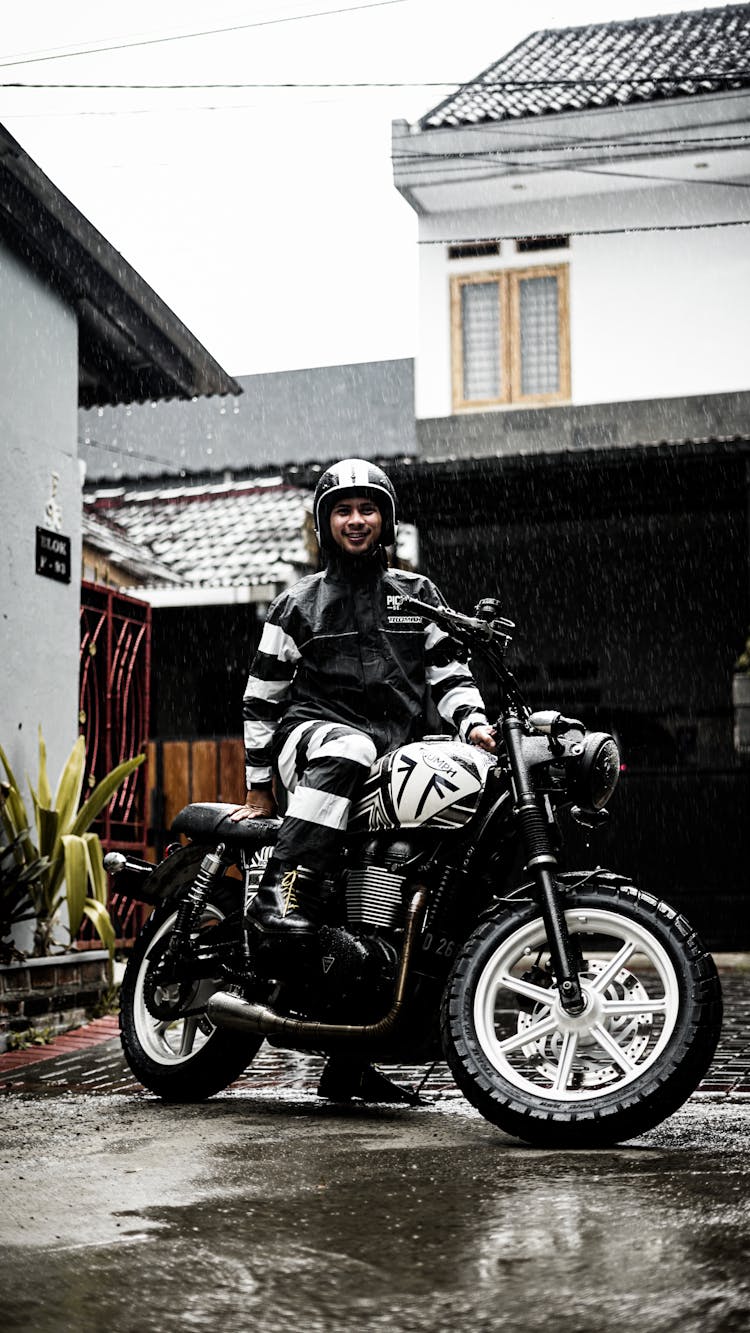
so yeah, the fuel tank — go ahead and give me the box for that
[348,739,496,833]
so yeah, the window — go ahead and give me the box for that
[515,235,569,253]
[450,265,570,409]
[448,240,501,260]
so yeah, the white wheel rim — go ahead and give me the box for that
[472,907,680,1103]
[132,905,226,1067]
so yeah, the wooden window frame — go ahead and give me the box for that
[450,264,570,411]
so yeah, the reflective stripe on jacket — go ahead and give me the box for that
[243,563,488,787]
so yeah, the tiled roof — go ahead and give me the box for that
[85,478,313,591]
[420,5,750,128]
[82,510,182,585]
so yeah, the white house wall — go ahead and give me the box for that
[415,183,750,420]
[0,238,80,785]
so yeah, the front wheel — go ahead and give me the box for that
[441,881,722,1147]
[120,880,263,1101]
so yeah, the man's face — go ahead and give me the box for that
[329,495,382,556]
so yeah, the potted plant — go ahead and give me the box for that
[0,729,144,958]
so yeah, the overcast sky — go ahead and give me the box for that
[0,0,731,377]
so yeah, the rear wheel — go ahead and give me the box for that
[120,881,263,1101]
[441,881,722,1147]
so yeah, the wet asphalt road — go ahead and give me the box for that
[1,1045,749,1331]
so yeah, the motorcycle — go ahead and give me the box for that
[109,596,722,1148]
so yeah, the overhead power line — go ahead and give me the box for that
[418,219,750,242]
[392,135,750,158]
[0,0,408,70]
[1,72,748,89]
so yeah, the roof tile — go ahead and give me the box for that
[85,482,313,591]
[420,5,750,128]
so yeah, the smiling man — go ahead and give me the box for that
[235,458,494,947]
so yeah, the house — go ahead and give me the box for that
[0,119,239,827]
[389,4,750,947]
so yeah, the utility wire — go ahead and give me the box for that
[418,219,750,242]
[392,135,750,158]
[0,0,408,70]
[1,73,747,88]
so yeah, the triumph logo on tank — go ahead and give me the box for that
[421,751,458,777]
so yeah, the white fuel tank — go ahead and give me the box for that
[349,739,496,833]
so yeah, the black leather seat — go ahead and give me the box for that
[170,803,281,849]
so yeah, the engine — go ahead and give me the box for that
[345,835,416,931]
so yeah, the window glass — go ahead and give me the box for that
[461,281,501,401]
[519,275,559,396]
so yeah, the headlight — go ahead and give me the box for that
[568,733,620,810]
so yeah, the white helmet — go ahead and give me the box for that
[313,458,398,552]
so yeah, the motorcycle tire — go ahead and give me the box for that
[441,879,722,1148]
[120,882,263,1102]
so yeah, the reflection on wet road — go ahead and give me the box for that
[1,1084,748,1333]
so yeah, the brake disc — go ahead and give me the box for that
[516,958,654,1089]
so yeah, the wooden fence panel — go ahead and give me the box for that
[162,741,190,830]
[192,741,219,804]
[219,739,245,803]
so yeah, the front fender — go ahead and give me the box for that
[482,867,632,921]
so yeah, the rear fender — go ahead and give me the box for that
[108,843,243,907]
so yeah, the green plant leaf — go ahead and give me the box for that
[36,805,60,864]
[0,763,36,865]
[53,737,86,834]
[82,898,115,959]
[61,834,88,939]
[37,728,52,809]
[70,753,145,837]
[0,744,22,797]
[83,833,107,906]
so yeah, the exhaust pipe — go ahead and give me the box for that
[207,886,429,1046]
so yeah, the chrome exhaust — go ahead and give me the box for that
[207,886,428,1045]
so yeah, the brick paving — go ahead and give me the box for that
[0,973,747,1102]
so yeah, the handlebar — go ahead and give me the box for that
[394,595,515,648]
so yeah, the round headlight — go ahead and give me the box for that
[570,733,621,810]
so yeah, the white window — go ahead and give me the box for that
[451,265,570,409]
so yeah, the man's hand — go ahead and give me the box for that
[229,789,277,822]
[468,724,497,753]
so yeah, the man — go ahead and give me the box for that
[233,458,495,939]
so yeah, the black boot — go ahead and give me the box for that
[245,863,318,938]
[317,1057,426,1106]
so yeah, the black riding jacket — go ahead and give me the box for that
[243,553,488,788]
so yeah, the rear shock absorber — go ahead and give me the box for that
[165,843,227,961]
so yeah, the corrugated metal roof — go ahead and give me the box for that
[84,480,313,592]
[421,5,750,128]
[79,359,415,482]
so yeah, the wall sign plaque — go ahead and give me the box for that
[36,526,71,583]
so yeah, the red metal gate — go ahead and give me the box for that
[79,582,151,944]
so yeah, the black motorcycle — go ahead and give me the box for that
[110,597,722,1148]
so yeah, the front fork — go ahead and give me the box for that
[503,715,585,1014]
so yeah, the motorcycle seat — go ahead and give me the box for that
[171,802,281,849]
